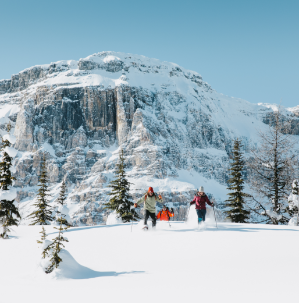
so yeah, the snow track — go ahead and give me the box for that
[1,222,299,303]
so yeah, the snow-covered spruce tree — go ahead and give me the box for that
[0,136,20,239]
[55,181,69,226]
[286,180,299,226]
[28,154,53,225]
[247,110,296,224]
[57,180,67,206]
[6,121,11,133]
[105,149,140,222]
[224,139,250,223]
[43,217,69,274]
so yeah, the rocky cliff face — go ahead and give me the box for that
[0,51,298,225]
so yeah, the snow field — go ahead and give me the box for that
[1,218,299,303]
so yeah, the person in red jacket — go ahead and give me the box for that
[190,186,214,224]
[157,205,174,221]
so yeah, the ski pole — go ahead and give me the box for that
[212,205,218,229]
[168,209,172,228]
[185,203,191,222]
[131,204,138,232]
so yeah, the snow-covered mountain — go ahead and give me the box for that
[0,51,298,225]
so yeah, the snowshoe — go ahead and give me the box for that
[197,221,206,231]
[142,225,148,231]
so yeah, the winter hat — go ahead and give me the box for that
[148,187,154,193]
[198,186,204,192]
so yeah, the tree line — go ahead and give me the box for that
[0,125,70,273]
[225,110,298,225]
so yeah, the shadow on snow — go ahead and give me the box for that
[54,249,145,280]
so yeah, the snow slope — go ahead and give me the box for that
[1,215,299,303]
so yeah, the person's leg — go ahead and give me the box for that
[144,210,150,226]
[196,209,201,223]
[196,209,204,224]
[202,209,206,222]
[149,211,157,227]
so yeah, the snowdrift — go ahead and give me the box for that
[43,249,103,280]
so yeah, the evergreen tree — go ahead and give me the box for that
[55,181,69,226]
[43,217,69,274]
[292,180,299,195]
[0,137,20,238]
[286,180,299,226]
[224,139,250,223]
[6,121,11,133]
[105,149,140,222]
[0,138,14,189]
[57,180,67,206]
[37,226,48,259]
[37,226,47,244]
[28,154,53,225]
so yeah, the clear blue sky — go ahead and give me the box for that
[1,0,298,107]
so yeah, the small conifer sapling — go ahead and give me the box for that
[43,217,69,274]
[57,180,67,206]
[55,180,69,226]
[37,226,48,259]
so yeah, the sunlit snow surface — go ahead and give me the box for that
[1,217,299,303]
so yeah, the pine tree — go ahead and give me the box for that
[37,226,47,244]
[0,138,14,189]
[224,139,250,223]
[286,180,299,226]
[247,110,296,224]
[43,217,69,274]
[6,121,11,133]
[55,181,69,226]
[0,137,20,238]
[28,154,53,225]
[105,149,140,222]
[292,180,299,195]
[57,180,67,206]
[37,226,48,259]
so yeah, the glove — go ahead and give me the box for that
[134,203,138,208]
[158,194,162,200]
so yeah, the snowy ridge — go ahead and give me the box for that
[0,51,299,225]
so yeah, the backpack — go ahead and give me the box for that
[144,192,157,202]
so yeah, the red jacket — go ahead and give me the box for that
[190,194,212,210]
[157,209,174,221]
